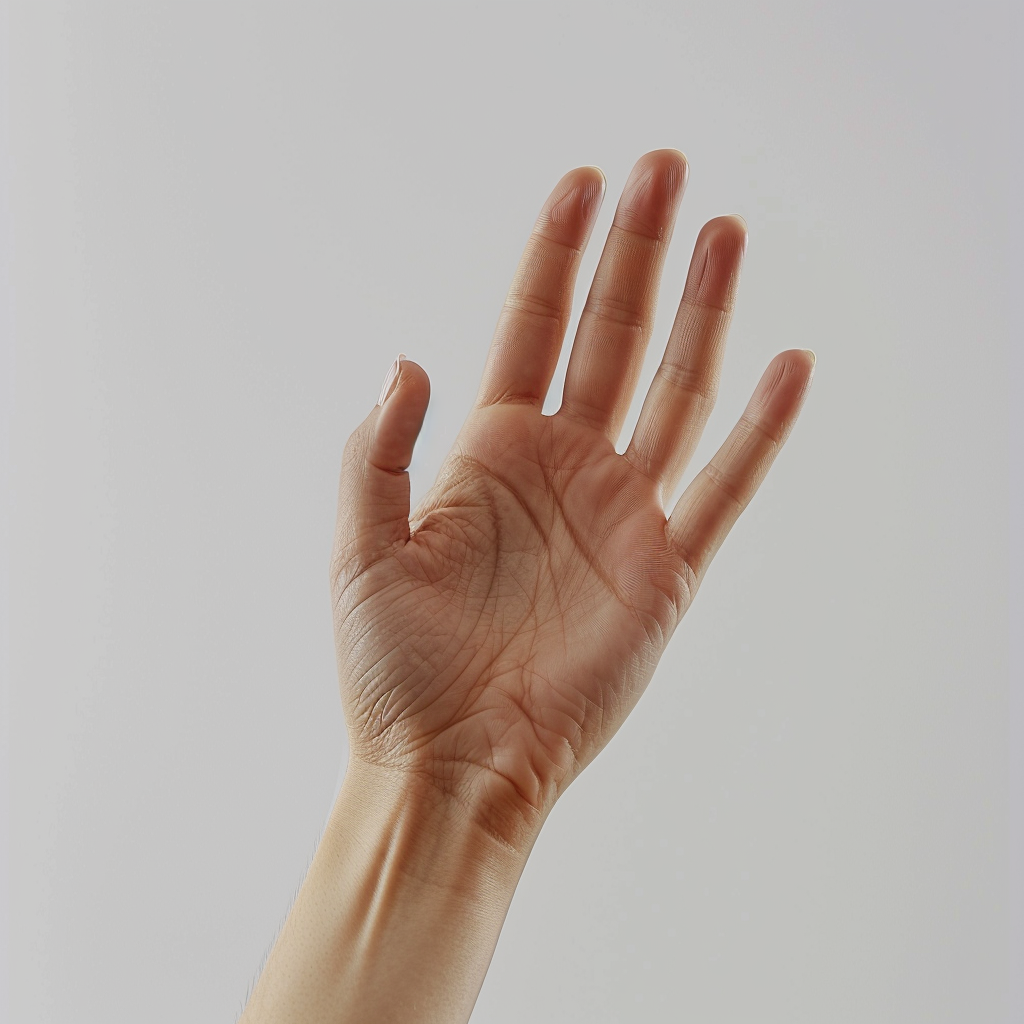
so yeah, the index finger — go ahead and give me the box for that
[474,166,606,410]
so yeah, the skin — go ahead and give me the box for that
[239,149,815,1023]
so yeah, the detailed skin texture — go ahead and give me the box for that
[239,149,815,1024]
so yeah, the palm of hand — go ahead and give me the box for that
[336,403,688,818]
[330,151,814,839]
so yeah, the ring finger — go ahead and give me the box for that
[624,215,748,503]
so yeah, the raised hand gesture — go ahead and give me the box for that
[242,149,816,1024]
[330,149,815,848]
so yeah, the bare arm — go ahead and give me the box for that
[239,762,533,1023]
[239,149,815,1022]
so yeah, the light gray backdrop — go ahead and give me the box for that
[3,2,1019,1022]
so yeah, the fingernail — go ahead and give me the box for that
[377,352,406,406]
[801,348,817,366]
[731,215,749,254]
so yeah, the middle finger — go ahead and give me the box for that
[557,149,688,444]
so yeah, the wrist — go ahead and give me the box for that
[325,756,543,885]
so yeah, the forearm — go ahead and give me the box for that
[239,758,538,1024]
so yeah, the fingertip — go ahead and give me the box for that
[543,165,607,244]
[751,349,817,425]
[377,352,405,407]
[577,165,607,214]
[699,214,748,254]
[683,216,748,312]
[621,149,689,216]
[576,164,607,195]
[731,214,749,255]
[377,354,430,406]
[636,148,689,190]
[775,347,817,377]
[371,355,430,472]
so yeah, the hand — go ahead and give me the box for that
[330,149,815,849]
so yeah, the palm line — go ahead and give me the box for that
[449,447,641,618]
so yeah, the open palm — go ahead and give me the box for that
[330,151,814,844]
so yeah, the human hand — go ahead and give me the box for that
[330,149,815,849]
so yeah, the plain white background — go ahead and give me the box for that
[2,2,1019,1021]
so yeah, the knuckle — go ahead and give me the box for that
[583,292,649,333]
[741,413,786,447]
[702,461,748,509]
[503,292,567,328]
[657,360,719,403]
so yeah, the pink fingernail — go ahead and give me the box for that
[377,353,406,406]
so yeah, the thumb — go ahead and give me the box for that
[333,354,430,574]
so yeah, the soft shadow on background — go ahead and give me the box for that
[2,2,1019,1022]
